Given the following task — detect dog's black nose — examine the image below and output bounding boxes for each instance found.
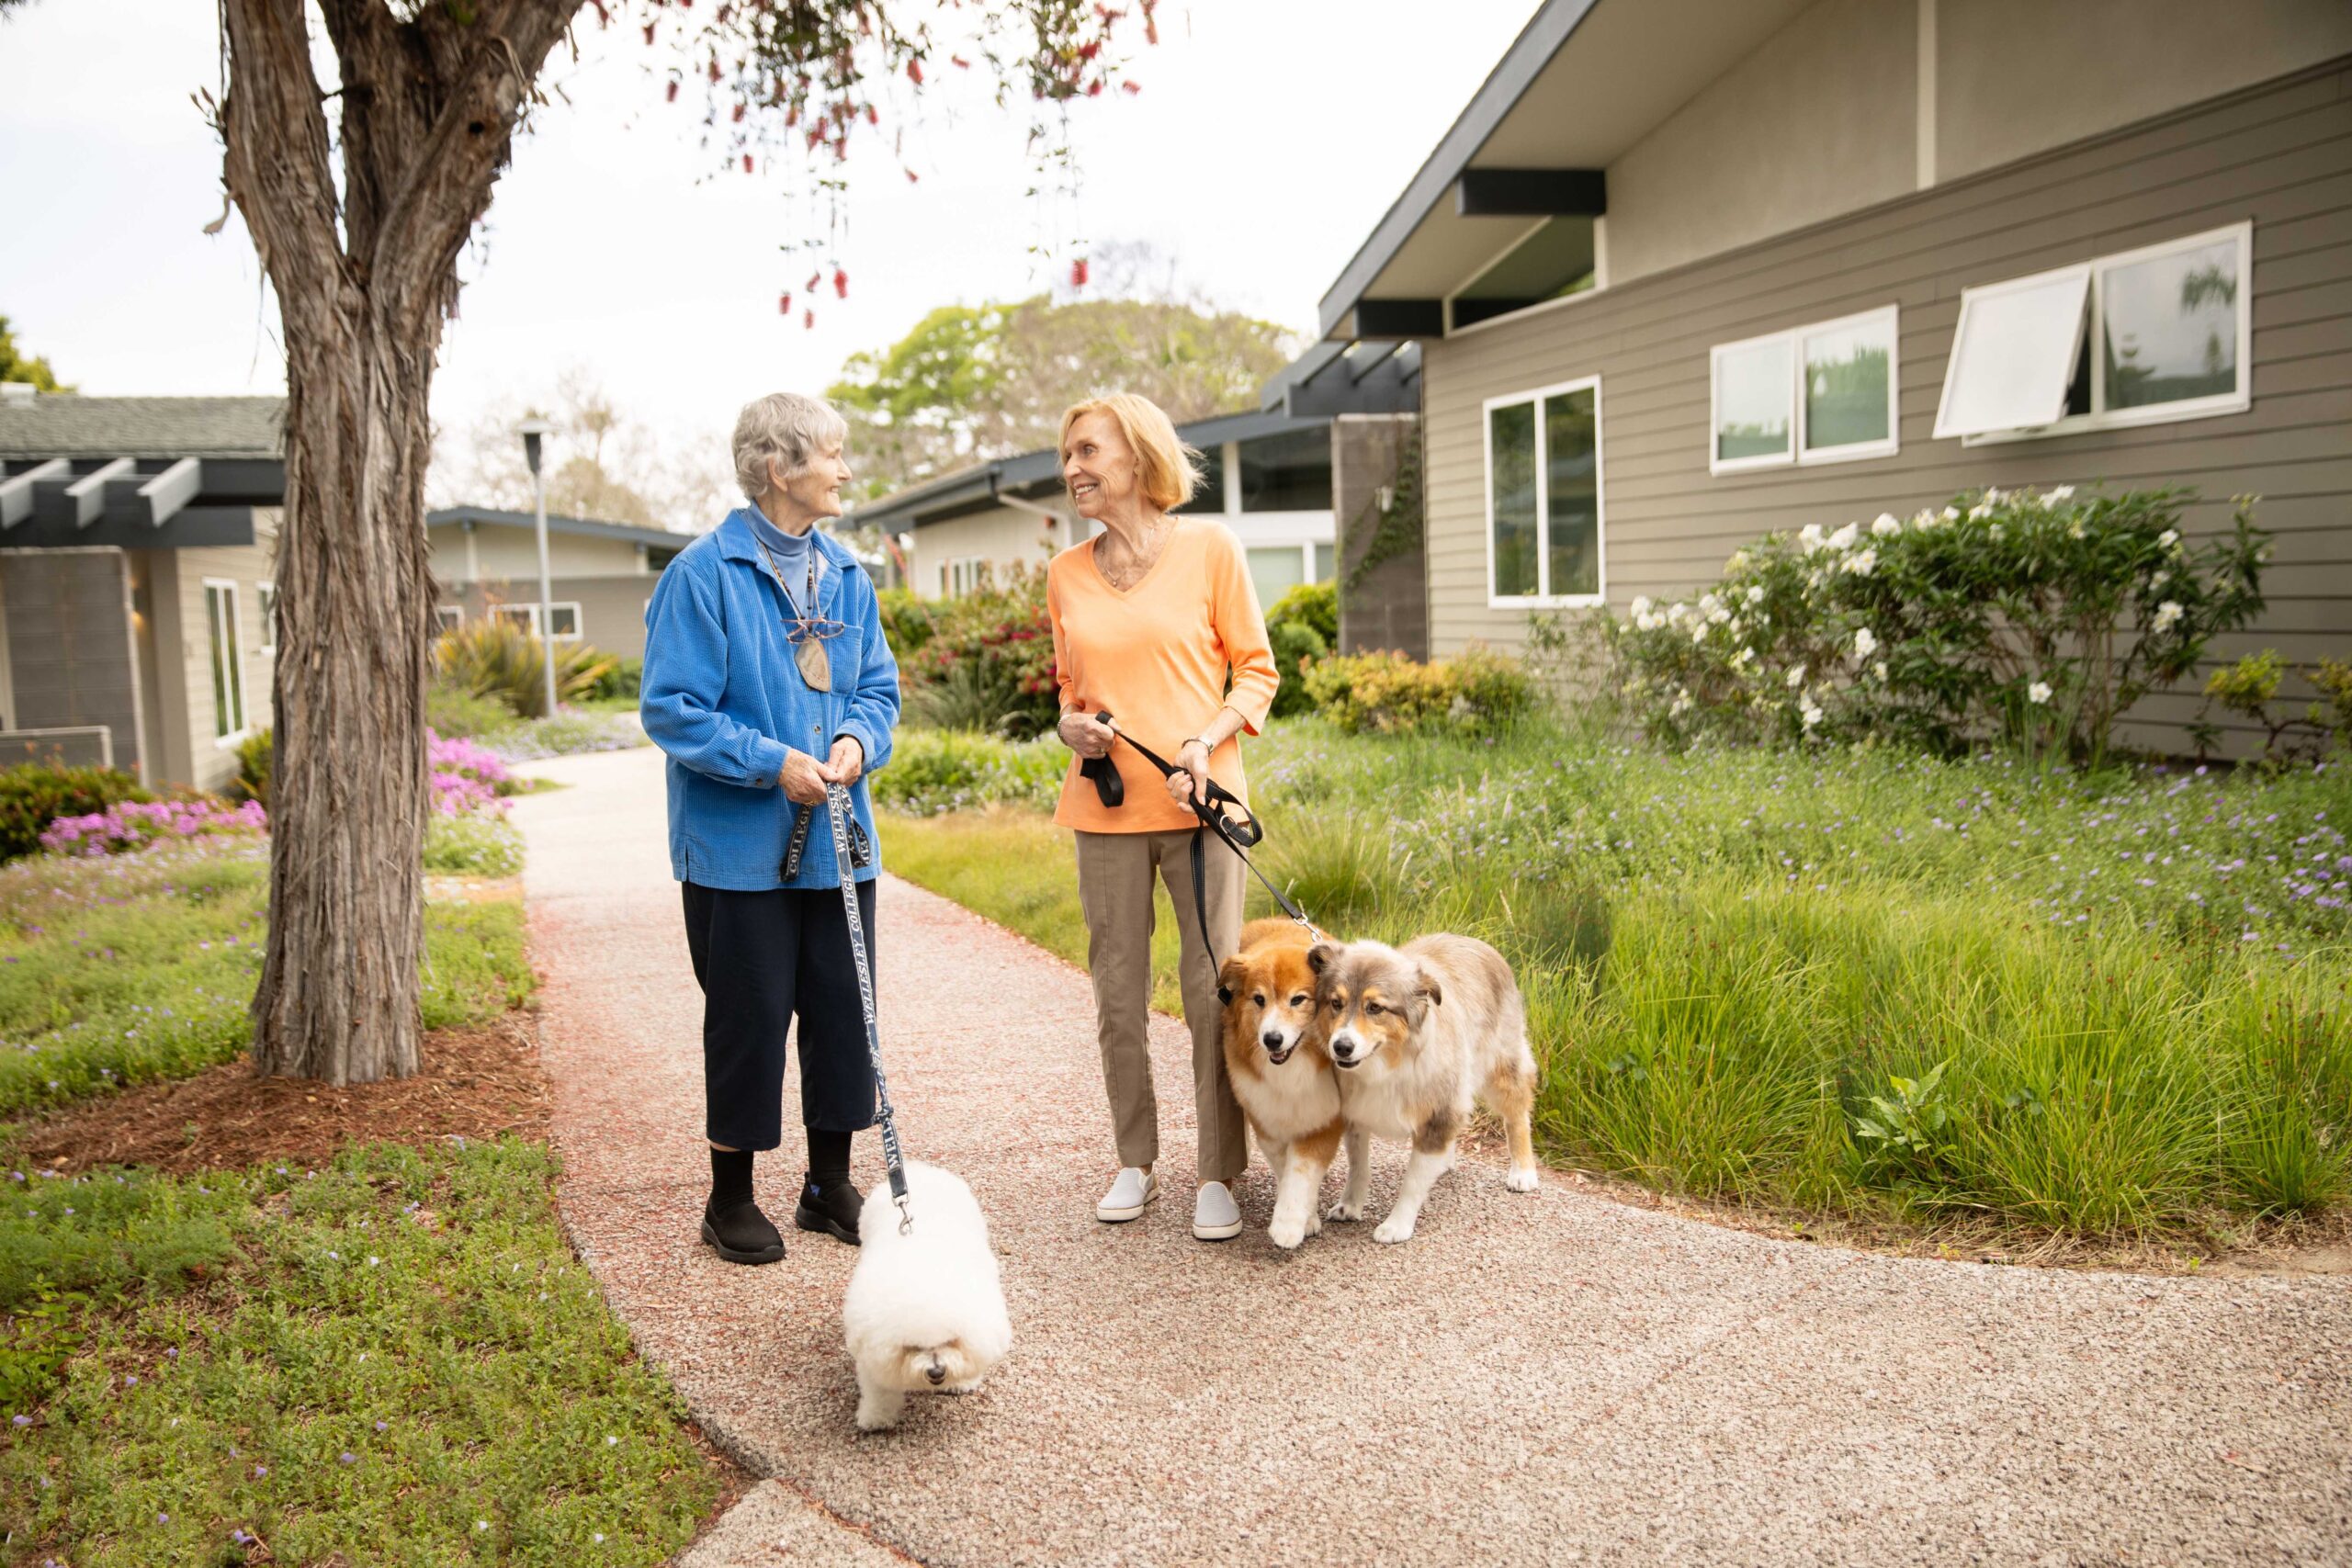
[925,1366,947,1385]
[1261,1031,1284,1049]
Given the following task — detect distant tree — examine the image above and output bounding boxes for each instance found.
[0,314,70,391]
[831,282,1298,498]
[430,371,730,533]
[27,0,1146,1089]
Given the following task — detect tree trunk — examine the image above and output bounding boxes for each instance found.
[220,0,574,1084]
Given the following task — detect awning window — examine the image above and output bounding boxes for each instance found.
[1933,265,2091,439]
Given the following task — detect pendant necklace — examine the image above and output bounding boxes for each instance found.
[755,530,832,693]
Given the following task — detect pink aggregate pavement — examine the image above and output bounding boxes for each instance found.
[516,747,2352,1567]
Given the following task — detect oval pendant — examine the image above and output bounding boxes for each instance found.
[796,635,832,693]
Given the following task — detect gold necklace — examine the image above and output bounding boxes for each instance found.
[1101,515,1172,590]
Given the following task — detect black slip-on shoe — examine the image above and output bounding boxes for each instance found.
[700,1199,786,1265]
[794,1177,865,1246]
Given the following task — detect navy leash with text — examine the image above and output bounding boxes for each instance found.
[822,782,910,1235]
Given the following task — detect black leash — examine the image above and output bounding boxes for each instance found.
[1091,712,1323,948]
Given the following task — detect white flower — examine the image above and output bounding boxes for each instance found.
[1786,664,1806,689]
[1707,604,1732,625]
[1666,601,1690,625]
[2067,520,2086,540]
[1912,508,1939,529]
[2152,600,2183,633]
[1730,645,1757,671]
[2042,485,2075,504]
[2028,681,2052,705]
[1724,549,1751,573]
[1668,687,1694,718]
[1629,595,1652,619]
[1746,584,1765,604]
[1724,616,1743,638]
[1969,502,1994,521]
[1690,621,1709,644]
[1988,524,2004,540]
[1842,547,1877,577]
[2157,528,2180,550]
[1873,660,1889,682]
[1853,627,1878,659]
[1827,521,1860,552]
[1982,487,2005,505]
[1942,505,1960,521]
[1800,696,1825,729]
[1634,610,1662,632]
[1871,513,1901,537]
[1798,523,1826,553]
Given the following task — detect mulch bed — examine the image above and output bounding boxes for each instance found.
[9,1013,550,1177]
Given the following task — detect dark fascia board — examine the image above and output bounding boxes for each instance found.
[1351,299,1448,340]
[1268,343,1422,420]
[1315,0,1600,339]
[2,504,256,550]
[1454,167,1606,218]
[425,505,690,552]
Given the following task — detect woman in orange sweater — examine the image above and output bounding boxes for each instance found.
[1047,393,1280,1242]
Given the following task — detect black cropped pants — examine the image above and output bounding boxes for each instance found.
[682,879,878,1153]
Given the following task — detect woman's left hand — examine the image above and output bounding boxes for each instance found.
[1169,739,1211,807]
[821,735,864,788]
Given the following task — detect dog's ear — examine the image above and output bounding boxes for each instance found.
[1412,964,1443,1009]
[1306,942,1340,976]
[1216,954,1247,1007]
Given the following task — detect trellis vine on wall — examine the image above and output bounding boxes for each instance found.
[1344,429,1423,593]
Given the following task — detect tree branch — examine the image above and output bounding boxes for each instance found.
[220,0,345,308]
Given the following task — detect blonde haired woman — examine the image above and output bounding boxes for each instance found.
[1047,392,1279,1240]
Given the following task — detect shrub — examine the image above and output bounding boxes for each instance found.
[424,811,526,875]
[1302,648,1536,736]
[434,617,620,719]
[584,654,642,702]
[0,763,153,863]
[425,677,519,740]
[869,728,1066,815]
[899,566,1058,738]
[231,728,273,806]
[876,585,937,654]
[39,797,268,857]
[1264,581,1336,719]
[480,710,645,761]
[1604,485,2267,763]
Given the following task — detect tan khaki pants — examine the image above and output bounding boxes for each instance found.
[1073,827,1249,1185]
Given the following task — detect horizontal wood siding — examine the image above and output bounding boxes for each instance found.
[1420,63,2352,748]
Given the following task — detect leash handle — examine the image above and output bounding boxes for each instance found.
[824,782,910,1235]
[1106,726,1322,944]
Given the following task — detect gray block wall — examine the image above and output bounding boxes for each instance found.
[1332,414,1428,660]
[1,547,142,778]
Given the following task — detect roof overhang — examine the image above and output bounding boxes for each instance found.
[424,505,692,552]
[1259,341,1422,419]
[0,456,283,547]
[1317,0,1814,339]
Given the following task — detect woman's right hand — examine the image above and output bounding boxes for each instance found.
[780,749,830,804]
[1057,708,1116,760]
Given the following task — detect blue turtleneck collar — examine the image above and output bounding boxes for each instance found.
[747,502,822,593]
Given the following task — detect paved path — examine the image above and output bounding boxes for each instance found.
[515,748,2352,1567]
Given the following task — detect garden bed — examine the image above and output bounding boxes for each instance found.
[877,716,2352,1258]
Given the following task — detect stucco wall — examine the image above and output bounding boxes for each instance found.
[0,547,143,779]
[1604,0,1918,286]
[426,522,655,583]
[907,504,1063,600]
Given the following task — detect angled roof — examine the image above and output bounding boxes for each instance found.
[0,394,287,459]
[1316,0,1813,338]
[425,504,695,552]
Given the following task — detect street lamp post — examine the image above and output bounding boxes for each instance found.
[517,419,559,720]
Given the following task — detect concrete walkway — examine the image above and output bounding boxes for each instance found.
[515,747,2352,1567]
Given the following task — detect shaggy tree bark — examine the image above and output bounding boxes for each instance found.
[222,0,574,1083]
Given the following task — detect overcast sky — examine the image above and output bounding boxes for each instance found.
[0,0,1540,488]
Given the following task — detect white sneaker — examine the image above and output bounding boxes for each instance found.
[1192,1181,1243,1241]
[1095,1167,1158,1223]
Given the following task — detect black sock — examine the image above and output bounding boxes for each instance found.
[807,1128,852,1191]
[709,1147,754,1212]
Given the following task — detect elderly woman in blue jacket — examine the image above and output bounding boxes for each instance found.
[640,391,900,1267]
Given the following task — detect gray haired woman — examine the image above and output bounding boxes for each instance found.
[640,392,903,1266]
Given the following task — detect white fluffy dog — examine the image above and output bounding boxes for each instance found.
[842,1160,1012,1431]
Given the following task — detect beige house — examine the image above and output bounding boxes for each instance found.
[852,406,1412,615]
[1,392,286,793]
[424,505,688,661]
[1313,0,2352,745]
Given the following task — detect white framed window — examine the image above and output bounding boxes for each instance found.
[202,578,247,744]
[1711,306,1899,473]
[489,602,582,641]
[1937,221,2250,444]
[255,581,277,656]
[1484,377,1603,608]
[434,604,464,632]
[940,558,987,597]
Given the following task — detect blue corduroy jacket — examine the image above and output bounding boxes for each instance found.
[639,509,899,891]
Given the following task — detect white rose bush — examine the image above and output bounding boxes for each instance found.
[1605,486,2267,762]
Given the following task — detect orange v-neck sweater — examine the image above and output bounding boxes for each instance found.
[1046,517,1280,833]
